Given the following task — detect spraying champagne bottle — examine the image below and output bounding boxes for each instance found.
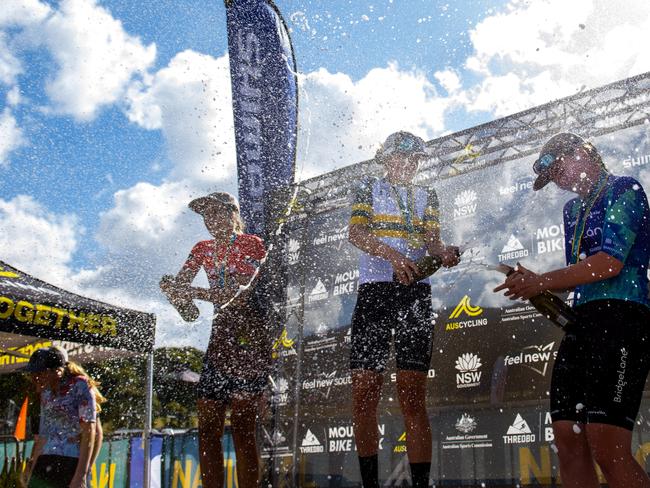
[492,264,578,330]
[393,247,462,283]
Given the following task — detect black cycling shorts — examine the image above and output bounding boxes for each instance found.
[29,455,78,488]
[349,282,434,373]
[551,299,650,430]
[197,362,267,403]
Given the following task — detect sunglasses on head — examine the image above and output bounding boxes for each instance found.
[533,153,557,175]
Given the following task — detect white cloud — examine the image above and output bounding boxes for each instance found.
[0,33,23,85]
[87,59,456,346]
[0,0,51,27]
[97,180,205,254]
[296,62,450,179]
[6,86,21,106]
[434,69,461,94]
[0,108,26,166]
[94,179,218,347]
[125,50,236,184]
[0,192,206,348]
[460,0,650,116]
[14,0,156,121]
[0,195,79,281]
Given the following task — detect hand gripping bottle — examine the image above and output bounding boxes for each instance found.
[493,264,578,331]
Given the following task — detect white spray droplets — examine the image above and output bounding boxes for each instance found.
[572,423,582,434]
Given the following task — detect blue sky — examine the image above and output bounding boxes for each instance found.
[1,0,649,345]
[1,0,506,266]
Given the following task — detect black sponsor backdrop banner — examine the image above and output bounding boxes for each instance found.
[269,126,650,486]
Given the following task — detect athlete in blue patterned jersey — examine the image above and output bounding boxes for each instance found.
[495,132,650,488]
[563,174,650,307]
[348,131,460,488]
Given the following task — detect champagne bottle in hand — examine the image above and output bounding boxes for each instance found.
[492,264,578,330]
[160,274,200,322]
[393,247,462,283]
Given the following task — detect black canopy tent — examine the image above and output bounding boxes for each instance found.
[0,261,154,351]
[0,260,156,487]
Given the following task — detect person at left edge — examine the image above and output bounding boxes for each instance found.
[23,347,96,488]
[348,131,460,488]
[160,192,270,488]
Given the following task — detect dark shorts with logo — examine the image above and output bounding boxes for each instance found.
[197,362,268,403]
[551,299,650,430]
[349,282,434,372]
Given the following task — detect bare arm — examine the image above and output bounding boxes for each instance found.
[70,421,95,488]
[89,418,103,470]
[494,251,624,300]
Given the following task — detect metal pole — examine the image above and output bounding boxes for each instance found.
[143,352,154,488]
[290,216,309,487]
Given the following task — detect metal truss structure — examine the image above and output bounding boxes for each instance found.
[293,70,650,215]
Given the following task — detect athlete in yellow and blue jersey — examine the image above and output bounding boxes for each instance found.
[348,131,460,488]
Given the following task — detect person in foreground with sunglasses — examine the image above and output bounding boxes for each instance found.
[495,132,650,488]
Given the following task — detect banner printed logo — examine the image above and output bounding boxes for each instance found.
[449,295,483,319]
[503,413,535,444]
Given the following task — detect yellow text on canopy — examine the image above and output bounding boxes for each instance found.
[0,296,118,337]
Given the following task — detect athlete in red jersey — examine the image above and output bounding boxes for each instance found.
[160,192,271,488]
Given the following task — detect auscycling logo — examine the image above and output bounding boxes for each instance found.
[394,432,407,453]
[446,295,487,331]
[449,296,482,319]
[272,328,296,359]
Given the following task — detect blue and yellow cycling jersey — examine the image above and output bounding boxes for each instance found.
[563,174,650,308]
[350,176,439,284]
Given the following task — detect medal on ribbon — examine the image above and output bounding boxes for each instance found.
[390,185,424,249]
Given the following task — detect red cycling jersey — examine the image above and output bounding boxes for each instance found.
[182,234,266,289]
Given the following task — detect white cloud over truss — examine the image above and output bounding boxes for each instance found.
[457,0,650,116]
